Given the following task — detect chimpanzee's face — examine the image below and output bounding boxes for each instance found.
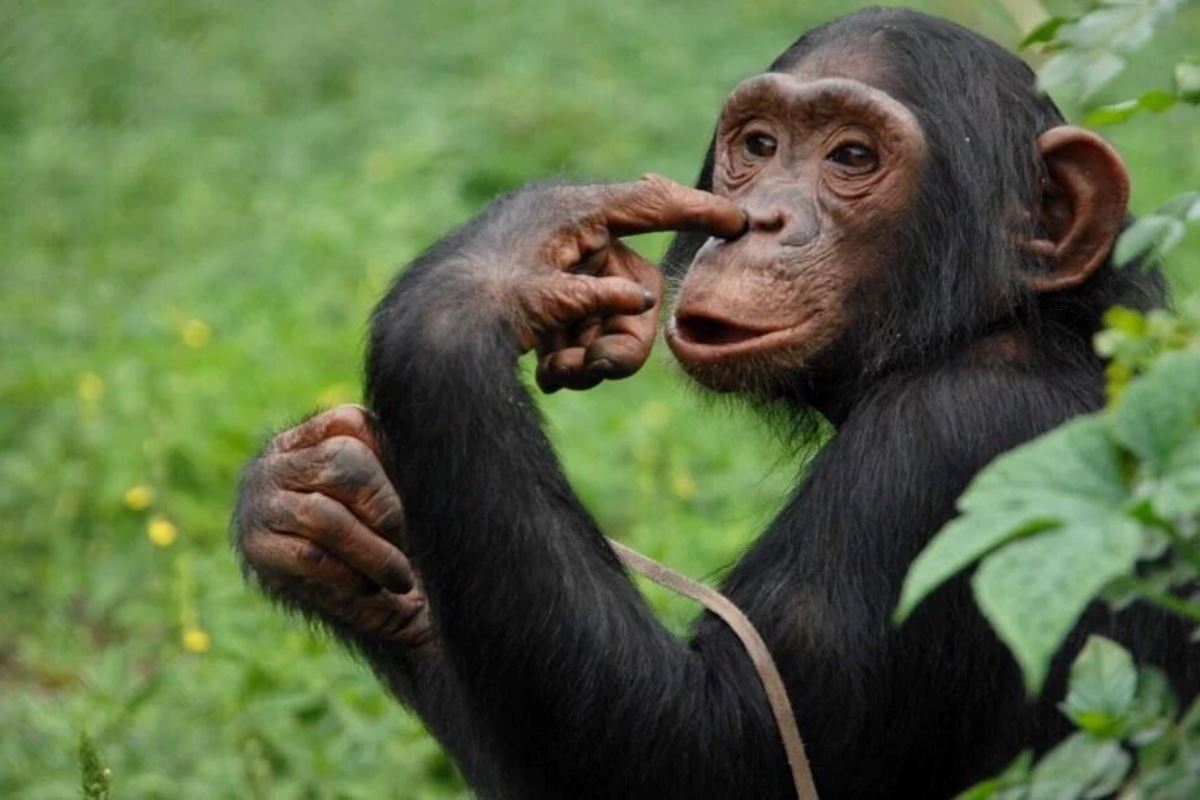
[666,60,927,394]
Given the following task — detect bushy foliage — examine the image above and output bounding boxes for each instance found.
[897,6,1200,795]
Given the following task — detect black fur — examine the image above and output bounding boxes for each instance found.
[351,8,1194,799]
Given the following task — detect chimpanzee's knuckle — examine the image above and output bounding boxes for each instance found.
[297,491,337,527]
[317,435,373,489]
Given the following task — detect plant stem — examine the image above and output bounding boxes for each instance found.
[1126,577,1200,624]
[1159,518,1200,573]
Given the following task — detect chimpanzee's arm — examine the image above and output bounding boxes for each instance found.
[364,180,802,798]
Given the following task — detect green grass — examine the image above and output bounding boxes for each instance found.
[2,1,1197,797]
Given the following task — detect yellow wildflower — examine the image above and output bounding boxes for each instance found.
[123,485,153,511]
[317,383,354,407]
[147,515,177,547]
[180,318,212,349]
[671,473,697,500]
[182,627,211,654]
[640,401,671,428]
[77,372,105,402]
[364,149,397,182]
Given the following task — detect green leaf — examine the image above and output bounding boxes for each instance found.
[1176,60,1200,104]
[1060,636,1138,737]
[1103,305,1147,338]
[1111,350,1200,516]
[78,731,113,800]
[1138,89,1178,113]
[1126,666,1177,746]
[896,416,1121,623]
[1020,17,1069,49]
[957,751,1033,800]
[1114,215,1186,266]
[974,518,1141,694]
[1059,6,1155,51]
[1027,733,1130,800]
[1084,99,1140,126]
[1160,191,1200,221]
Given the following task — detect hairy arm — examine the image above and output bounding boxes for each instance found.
[364,179,799,798]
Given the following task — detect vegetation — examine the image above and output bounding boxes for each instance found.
[2,1,1197,797]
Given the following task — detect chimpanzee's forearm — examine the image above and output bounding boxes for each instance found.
[363,215,789,797]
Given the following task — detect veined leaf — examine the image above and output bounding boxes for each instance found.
[896,416,1125,623]
[1027,732,1131,800]
[974,518,1141,694]
[1111,350,1200,517]
[1060,636,1138,737]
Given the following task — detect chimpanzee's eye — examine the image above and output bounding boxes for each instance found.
[744,132,778,159]
[827,143,878,174]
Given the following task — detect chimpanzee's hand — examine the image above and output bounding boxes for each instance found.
[233,406,433,649]
[490,175,745,392]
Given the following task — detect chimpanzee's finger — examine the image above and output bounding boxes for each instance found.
[271,490,414,594]
[267,435,406,544]
[536,347,604,393]
[597,174,747,239]
[243,528,375,595]
[243,531,428,641]
[273,405,383,458]
[522,274,653,333]
[582,242,663,379]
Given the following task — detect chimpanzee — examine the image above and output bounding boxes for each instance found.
[233,7,1199,799]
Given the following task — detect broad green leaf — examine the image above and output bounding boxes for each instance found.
[1114,214,1186,265]
[957,751,1033,800]
[1084,99,1140,126]
[1103,305,1147,337]
[1111,350,1200,516]
[974,520,1141,693]
[1060,636,1137,737]
[1020,17,1069,49]
[1112,349,1200,468]
[896,416,1124,623]
[1138,89,1178,113]
[1160,191,1200,221]
[1080,52,1126,100]
[1176,60,1200,104]
[1059,7,1155,51]
[1027,732,1131,800]
[1127,666,1177,746]
[1154,434,1200,517]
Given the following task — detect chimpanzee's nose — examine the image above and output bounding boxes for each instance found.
[740,189,818,247]
[747,207,786,233]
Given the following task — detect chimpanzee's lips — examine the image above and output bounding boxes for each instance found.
[667,309,798,365]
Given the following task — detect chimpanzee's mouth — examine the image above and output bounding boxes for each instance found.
[673,312,769,347]
[667,310,799,366]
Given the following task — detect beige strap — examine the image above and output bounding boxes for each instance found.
[608,538,819,800]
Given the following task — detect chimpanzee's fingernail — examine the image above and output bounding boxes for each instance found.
[642,289,656,310]
[588,358,614,375]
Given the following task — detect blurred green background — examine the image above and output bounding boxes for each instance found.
[2,1,1197,797]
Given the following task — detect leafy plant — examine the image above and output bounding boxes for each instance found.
[78,732,113,800]
[1020,0,1200,266]
[897,301,1200,798]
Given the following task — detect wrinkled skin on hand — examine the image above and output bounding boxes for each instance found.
[234,405,433,649]
[475,175,746,392]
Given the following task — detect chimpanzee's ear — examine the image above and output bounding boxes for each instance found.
[1025,126,1130,293]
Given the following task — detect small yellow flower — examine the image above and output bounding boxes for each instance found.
[317,383,354,407]
[640,401,671,428]
[671,473,697,500]
[123,485,154,511]
[180,318,212,349]
[77,372,105,402]
[147,515,177,547]
[182,627,211,654]
[364,150,397,182]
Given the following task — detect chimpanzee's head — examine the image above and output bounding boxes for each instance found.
[663,8,1164,408]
